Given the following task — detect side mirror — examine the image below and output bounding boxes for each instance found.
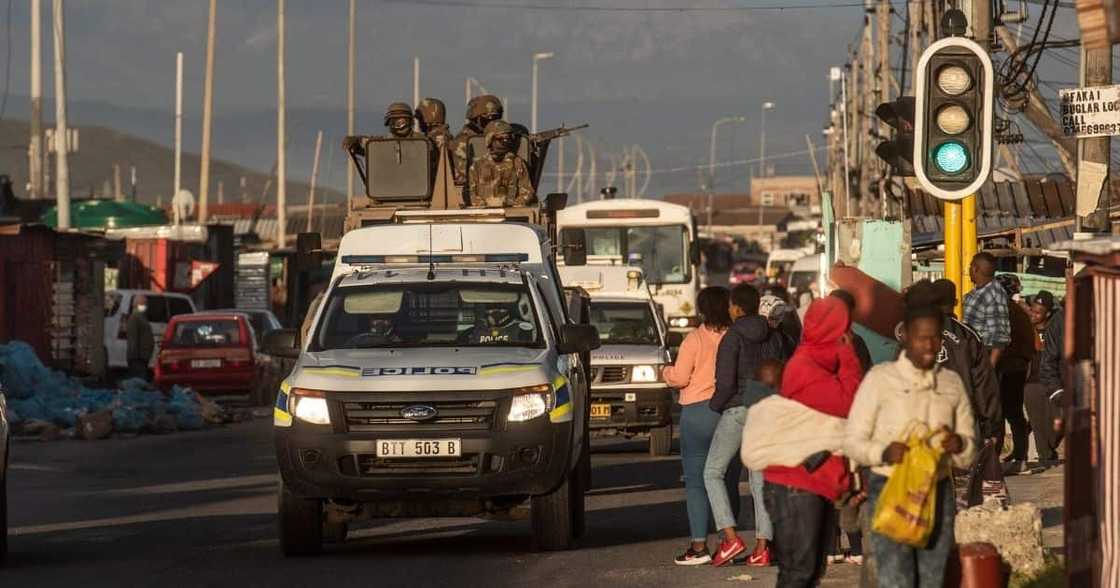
[665,331,685,349]
[689,241,702,266]
[561,228,587,267]
[558,324,600,354]
[545,192,569,212]
[263,328,301,359]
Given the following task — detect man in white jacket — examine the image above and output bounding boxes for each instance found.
[845,305,977,588]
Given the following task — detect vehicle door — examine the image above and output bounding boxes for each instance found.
[104,291,128,368]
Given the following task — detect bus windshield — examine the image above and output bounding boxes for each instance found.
[568,225,690,285]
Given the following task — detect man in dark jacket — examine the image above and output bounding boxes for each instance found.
[909,280,1004,506]
[126,295,155,381]
[1024,292,1064,466]
[704,284,794,566]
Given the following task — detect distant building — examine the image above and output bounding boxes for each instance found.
[750,176,820,212]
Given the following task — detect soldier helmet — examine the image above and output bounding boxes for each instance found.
[467,94,504,121]
[484,120,515,146]
[415,98,447,127]
[383,102,414,126]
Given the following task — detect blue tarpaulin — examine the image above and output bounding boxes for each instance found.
[0,341,213,434]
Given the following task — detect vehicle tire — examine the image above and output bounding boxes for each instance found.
[531,475,575,551]
[278,483,323,556]
[649,424,673,457]
[322,520,348,544]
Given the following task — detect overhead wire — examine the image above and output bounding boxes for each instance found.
[382,0,869,11]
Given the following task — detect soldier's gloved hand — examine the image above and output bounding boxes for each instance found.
[342,136,364,153]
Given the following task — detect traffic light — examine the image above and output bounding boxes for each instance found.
[874,97,916,176]
[913,37,994,200]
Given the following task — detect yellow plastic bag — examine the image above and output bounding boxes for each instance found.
[871,429,945,548]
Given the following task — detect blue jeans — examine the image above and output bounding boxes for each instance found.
[680,402,740,542]
[704,406,756,533]
[867,474,956,588]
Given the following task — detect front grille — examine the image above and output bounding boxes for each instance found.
[342,399,498,432]
[339,454,481,476]
[592,366,630,384]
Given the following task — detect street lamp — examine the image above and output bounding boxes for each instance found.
[759,101,775,178]
[531,52,554,134]
[707,115,746,230]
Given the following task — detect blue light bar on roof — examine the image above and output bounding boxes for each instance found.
[341,253,529,265]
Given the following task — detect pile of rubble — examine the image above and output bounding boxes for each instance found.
[955,501,1047,578]
[0,341,244,440]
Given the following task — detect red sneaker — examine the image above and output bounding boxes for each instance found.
[711,535,746,567]
[746,547,772,567]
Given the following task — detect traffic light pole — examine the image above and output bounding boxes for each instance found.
[945,200,963,317]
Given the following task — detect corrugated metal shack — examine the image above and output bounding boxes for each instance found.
[0,224,123,377]
[109,224,235,311]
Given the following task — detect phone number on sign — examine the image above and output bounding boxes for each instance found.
[1063,121,1120,136]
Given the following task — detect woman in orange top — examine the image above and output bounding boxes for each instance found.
[662,286,737,565]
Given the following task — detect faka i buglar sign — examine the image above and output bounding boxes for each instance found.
[1059,85,1120,138]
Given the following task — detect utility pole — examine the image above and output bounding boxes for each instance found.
[306,130,323,232]
[841,64,852,218]
[276,0,287,248]
[199,0,217,224]
[113,163,122,202]
[174,52,183,198]
[908,0,922,94]
[217,180,224,205]
[412,57,420,131]
[877,0,891,218]
[557,138,564,193]
[29,0,43,199]
[346,0,355,210]
[1079,43,1113,232]
[860,6,874,217]
[52,0,70,228]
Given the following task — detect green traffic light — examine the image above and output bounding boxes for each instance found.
[933,141,969,175]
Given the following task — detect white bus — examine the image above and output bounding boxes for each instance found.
[557,199,701,333]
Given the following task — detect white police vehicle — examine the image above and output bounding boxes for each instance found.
[559,266,676,456]
[265,222,598,555]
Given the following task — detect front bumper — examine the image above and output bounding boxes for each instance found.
[275,390,573,501]
[589,386,672,430]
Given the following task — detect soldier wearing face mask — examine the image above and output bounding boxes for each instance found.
[384,102,415,138]
[451,94,504,187]
[467,120,534,207]
[415,98,452,149]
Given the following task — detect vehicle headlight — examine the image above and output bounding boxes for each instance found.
[291,390,331,425]
[668,317,697,329]
[507,384,554,422]
[631,365,659,383]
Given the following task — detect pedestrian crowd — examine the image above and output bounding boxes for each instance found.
[662,251,1066,587]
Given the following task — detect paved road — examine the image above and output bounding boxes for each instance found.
[4,419,1059,588]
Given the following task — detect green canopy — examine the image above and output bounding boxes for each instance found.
[40,200,168,230]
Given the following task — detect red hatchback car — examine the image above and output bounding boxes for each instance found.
[155,312,260,398]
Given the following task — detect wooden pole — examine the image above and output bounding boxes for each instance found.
[113,163,122,202]
[346,0,356,210]
[860,5,874,217]
[199,0,217,223]
[174,51,183,198]
[52,0,70,228]
[1079,42,1112,232]
[306,130,323,232]
[29,0,43,199]
[877,0,891,218]
[277,0,287,248]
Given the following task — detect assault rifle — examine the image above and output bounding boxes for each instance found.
[528,123,590,143]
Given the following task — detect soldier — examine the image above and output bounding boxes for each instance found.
[468,120,534,208]
[451,94,504,185]
[384,101,415,138]
[415,98,452,149]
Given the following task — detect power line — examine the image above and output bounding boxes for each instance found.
[382,0,868,11]
[541,146,828,178]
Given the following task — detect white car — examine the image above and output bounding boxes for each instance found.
[104,290,197,370]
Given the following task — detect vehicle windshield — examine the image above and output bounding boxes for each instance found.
[589,301,660,346]
[568,225,690,284]
[168,319,242,347]
[313,282,543,350]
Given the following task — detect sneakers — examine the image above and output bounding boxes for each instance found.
[674,546,712,566]
[844,554,864,566]
[1003,460,1027,476]
[711,535,747,567]
[827,554,845,565]
[746,547,772,567]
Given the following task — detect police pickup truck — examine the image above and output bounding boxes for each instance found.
[559,266,676,455]
[264,222,598,555]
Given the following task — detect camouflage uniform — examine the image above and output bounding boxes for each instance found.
[451,95,504,186]
[415,98,452,149]
[468,120,534,207]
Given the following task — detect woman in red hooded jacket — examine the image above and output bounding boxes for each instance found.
[762,297,864,588]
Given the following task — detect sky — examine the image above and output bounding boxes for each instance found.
[0,0,1087,197]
